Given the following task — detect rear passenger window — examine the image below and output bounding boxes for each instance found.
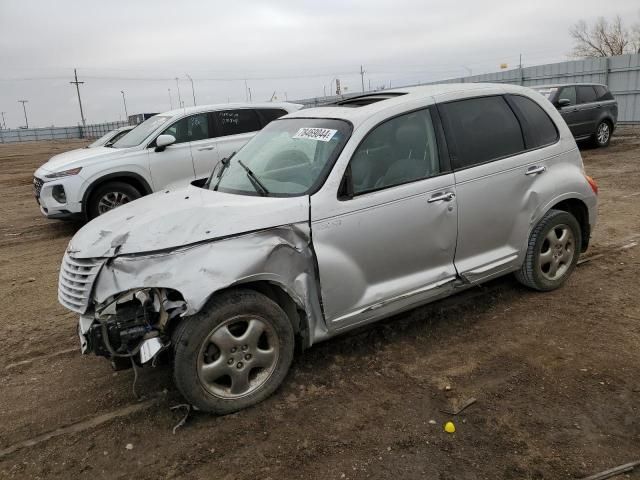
[438,96,524,169]
[506,95,558,149]
[577,86,597,104]
[257,109,288,126]
[594,85,614,101]
[214,109,261,136]
[350,109,440,194]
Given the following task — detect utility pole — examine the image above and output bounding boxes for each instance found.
[70,69,86,127]
[185,74,196,106]
[175,78,183,108]
[18,100,29,128]
[168,88,173,109]
[360,65,365,92]
[1,112,6,130]
[244,79,249,101]
[120,90,128,120]
[519,53,523,85]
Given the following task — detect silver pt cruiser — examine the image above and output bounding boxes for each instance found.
[60,83,598,414]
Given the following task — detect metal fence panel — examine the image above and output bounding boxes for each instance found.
[295,53,640,124]
[0,121,128,144]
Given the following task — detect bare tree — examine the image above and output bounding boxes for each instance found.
[570,15,639,57]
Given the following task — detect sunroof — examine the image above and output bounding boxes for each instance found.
[331,92,407,107]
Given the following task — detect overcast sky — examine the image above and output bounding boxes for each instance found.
[0,0,638,128]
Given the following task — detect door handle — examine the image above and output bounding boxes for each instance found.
[525,165,546,176]
[428,192,456,203]
[197,146,216,151]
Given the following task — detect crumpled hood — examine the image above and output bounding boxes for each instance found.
[68,185,310,258]
[38,146,130,173]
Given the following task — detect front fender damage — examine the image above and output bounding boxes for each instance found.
[92,224,327,348]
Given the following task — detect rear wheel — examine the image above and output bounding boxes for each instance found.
[593,120,611,147]
[515,209,582,291]
[172,289,294,414]
[88,181,141,219]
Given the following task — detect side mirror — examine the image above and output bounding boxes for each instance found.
[155,134,176,152]
[556,98,571,108]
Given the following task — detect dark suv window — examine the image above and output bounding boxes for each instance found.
[439,96,524,169]
[558,86,576,106]
[257,108,289,126]
[594,85,614,101]
[507,95,558,149]
[577,85,598,104]
[214,109,261,136]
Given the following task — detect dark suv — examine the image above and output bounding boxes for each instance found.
[532,83,617,147]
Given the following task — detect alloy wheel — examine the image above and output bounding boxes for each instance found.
[538,224,575,281]
[597,122,610,145]
[97,191,131,214]
[197,315,279,399]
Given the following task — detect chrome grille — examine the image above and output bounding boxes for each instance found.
[58,253,104,313]
[33,177,44,198]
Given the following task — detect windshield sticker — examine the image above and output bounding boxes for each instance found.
[293,128,337,142]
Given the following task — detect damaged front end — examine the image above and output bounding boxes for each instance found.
[78,288,186,368]
[62,221,326,371]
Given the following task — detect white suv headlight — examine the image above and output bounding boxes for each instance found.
[45,167,82,179]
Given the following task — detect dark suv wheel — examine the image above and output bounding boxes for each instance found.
[593,120,612,147]
[88,181,141,219]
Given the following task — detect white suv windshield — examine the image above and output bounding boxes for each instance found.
[212,118,351,196]
[112,115,171,148]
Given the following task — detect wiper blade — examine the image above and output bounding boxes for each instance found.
[238,159,269,196]
[211,152,235,190]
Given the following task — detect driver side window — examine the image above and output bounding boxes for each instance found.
[161,113,209,145]
[558,86,576,106]
[350,109,440,195]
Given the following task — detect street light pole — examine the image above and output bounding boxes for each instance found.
[18,100,29,128]
[175,78,183,108]
[185,74,196,106]
[120,90,128,120]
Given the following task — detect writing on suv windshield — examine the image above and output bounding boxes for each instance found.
[213,118,351,196]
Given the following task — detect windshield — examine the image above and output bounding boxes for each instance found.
[212,118,352,196]
[112,115,171,148]
[88,129,119,148]
[533,87,558,100]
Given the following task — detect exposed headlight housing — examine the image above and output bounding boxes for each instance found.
[45,167,82,179]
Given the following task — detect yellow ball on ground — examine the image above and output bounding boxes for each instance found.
[444,421,456,433]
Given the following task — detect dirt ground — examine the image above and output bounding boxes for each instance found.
[0,131,638,480]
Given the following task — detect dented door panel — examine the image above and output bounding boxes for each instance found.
[311,174,458,329]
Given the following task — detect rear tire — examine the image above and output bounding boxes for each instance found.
[515,209,582,291]
[88,181,141,219]
[172,289,294,414]
[593,120,611,148]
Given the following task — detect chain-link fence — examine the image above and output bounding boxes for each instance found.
[0,121,128,144]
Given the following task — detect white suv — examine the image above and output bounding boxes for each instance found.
[33,102,302,219]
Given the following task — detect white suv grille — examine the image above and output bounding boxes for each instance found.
[58,253,104,313]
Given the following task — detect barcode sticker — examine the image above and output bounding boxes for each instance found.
[293,128,337,142]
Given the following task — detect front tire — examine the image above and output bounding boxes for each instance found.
[88,181,141,219]
[172,290,294,414]
[593,120,611,147]
[515,209,582,291]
